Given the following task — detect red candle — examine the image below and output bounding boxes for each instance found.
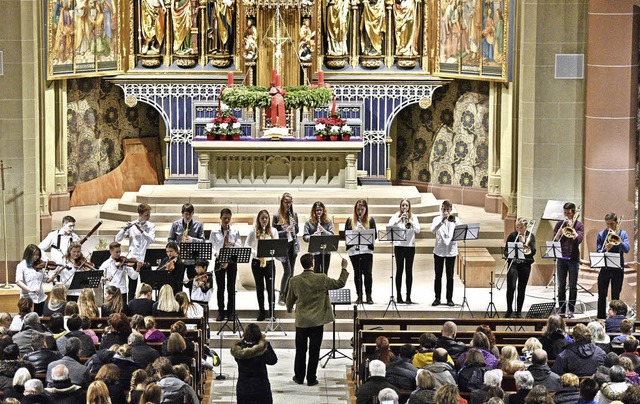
[227,72,234,85]
[271,69,277,84]
[275,73,281,87]
[318,70,324,84]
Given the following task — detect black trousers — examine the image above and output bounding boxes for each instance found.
[215,262,237,315]
[395,246,415,299]
[557,259,579,313]
[433,254,455,301]
[313,254,331,275]
[506,262,531,313]
[294,325,324,383]
[597,268,624,319]
[251,259,274,314]
[349,253,373,298]
[279,240,298,298]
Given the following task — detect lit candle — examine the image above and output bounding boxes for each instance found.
[318,70,324,84]
[275,73,281,87]
[227,72,234,86]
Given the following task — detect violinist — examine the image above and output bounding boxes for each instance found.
[158,241,185,295]
[190,259,213,312]
[38,215,80,264]
[210,208,242,322]
[595,212,630,319]
[59,241,88,301]
[99,242,140,301]
[15,244,49,315]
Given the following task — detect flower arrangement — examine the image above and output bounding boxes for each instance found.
[204,107,243,140]
[314,110,352,141]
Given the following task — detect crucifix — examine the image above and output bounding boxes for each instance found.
[0,161,12,289]
[267,6,290,78]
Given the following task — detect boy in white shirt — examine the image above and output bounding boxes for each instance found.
[38,216,80,264]
[100,242,140,302]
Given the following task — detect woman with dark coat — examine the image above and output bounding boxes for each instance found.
[230,323,278,404]
[457,349,487,393]
[552,373,580,404]
[540,314,571,361]
[99,312,131,350]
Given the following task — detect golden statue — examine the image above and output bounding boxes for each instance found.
[325,0,349,56]
[360,0,385,56]
[393,0,419,56]
[243,18,258,61]
[210,0,234,54]
[299,18,316,62]
[172,0,192,55]
[140,0,165,54]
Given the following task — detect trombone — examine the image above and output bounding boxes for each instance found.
[553,205,582,241]
[606,215,624,247]
[497,219,536,290]
[521,219,536,256]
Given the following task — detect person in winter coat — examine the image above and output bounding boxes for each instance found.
[408,369,437,404]
[457,332,498,370]
[469,369,502,404]
[413,333,454,369]
[551,324,606,377]
[594,365,629,403]
[45,337,91,388]
[153,357,200,404]
[506,370,533,404]
[435,321,468,362]
[12,312,46,355]
[386,343,418,391]
[540,315,571,361]
[528,349,562,392]
[128,331,160,370]
[229,323,278,404]
[620,356,640,385]
[457,349,487,393]
[594,352,620,386]
[22,332,61,374]
[357,360,399,404]
[55,314,96,357]
[553,373,581,404]
[620,336,640,371]
[423,348,457,388]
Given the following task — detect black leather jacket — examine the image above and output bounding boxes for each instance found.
[22,349,62,374]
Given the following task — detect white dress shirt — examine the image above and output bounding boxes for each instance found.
[387,212,421,247]
[15,260,47,303]
[115,221,156,262]
[210,225,242,258]
[430,215,460,257]
[38,230,80,263]
[244,227,279,259]
[100,257,140,295]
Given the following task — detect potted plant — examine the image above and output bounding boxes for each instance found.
[314,122,327,141]
[341,124,353,141]
[204,107,242,140]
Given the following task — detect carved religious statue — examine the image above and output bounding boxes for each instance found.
[140,0,165,54]
[325,0,349,56]
[172,0,192,54]
[243,18,258,61]
[360,0,385,56]
[209,0,234,54]
[299,18,316,62]
[393,0,419,56]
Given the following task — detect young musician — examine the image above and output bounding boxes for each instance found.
[115,203,155,300]
[245,210,279,321]
[210,208,242,322]
[272,193,300,306]
[303,201,334,275]
[190,259,214,311]
[100,242,140,301]
[430,200,460,307]
[59,241,89,301]
[595,212,630,319]
[158,241,186,295]
[168,203,205,290]
[38,216,80,263]
[345,199,377,305]
[504,218,536,318]
[553,202,584,318]
[387,199,421,304]
[15,244,51,315]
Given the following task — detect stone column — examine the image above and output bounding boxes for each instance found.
[345,153,358,189]
[197,151,211,189]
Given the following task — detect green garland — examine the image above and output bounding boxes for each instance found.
[219,86,334,110]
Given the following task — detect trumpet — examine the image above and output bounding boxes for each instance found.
[401,209,412,229]
[606,216,624,246]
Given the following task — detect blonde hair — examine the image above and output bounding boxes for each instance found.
[0,312,11,328]
[78,288,99,318]
[157,285,180,313]
[399,199,413,220]
[277,192,294,225]
[523,337,542,353]
[144,316,157,329]
[137,283,153,298]
[49,284,67,305]
[104,286,124,314]
[129,369,148,392]
[86,380,111,404]
[560,373,579,387]
[500,345,519,362]
[166,333,187,354]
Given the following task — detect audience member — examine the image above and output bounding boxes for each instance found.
[612,319,634,345]
[161,321,195,357]
[46,337,91,388]
[620,336,640,370]
[605,300,628,333]
[457,349,487,393]
[0,313,12,336]
[356,360,399,404]
[12,313,45,355]
[508,370,534,404]
[111,344,141,390]
[622,385,640,404]
[130,314,146,334]
[457,332,498,369]
[94,363,125,403]
[152,284,182,317]
[144,316,166,343]
[126,283,155,316]
[423,347,457,388]
[128,331,160,369]
[43,364,86,403]
[528,349,561,392]
[21,379,50,404]
[2,367,31,400]
[470,368,503,404]
[77,288,99,318]
[553,373,580,404]
[521,338,543,367]
[85,344,118,374]
[23,332,61,374]
[166,333,192,368]
[153,357,200,403]
[524,384,553,403]
[540,315,571,361]
[99,312,132,350]
[56,314,95,357]
[620,356,640,385]
[386,343,418,391]
[10,297,33,332]
[79,316,98,344]
[128,369,149,404]
[175,291,204,319]
[578,377,599,404]
[594,365,629,403]
[587,320,611,353]
[407,369,437,404]
[140,383,162,404]
[434,383,468,404]
[476,325,500,358]
[378,387,399,404]
[594,352,620,386]
[85,380,110,404]
[47,313,67,339]
[436,321,468,361]
[413,333,438,368]
[0,354,35,390]
[101,286,128,317]
[551,324,606,376]
[42,285,67,317]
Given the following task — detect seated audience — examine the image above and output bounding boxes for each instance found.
[476,325,500,358]
[128,369,149,404]
[407,369,437,404]
[605,300,628,333]
[46,337,91,388]
[44,364,86,403]
[356,359,399,404]
[0,312,12,336]
[77,288,99,318]
[507,370,534,404]
[175,291,204,319]
[378,387,400,404]
[587,320,611,353]
[144,316,166,343]
[540,315,571,361]
[521,338,542,367]
[3,367,31,400]
[56,314,96,357]
[21,379,49,404]
[360,336,396,380]
[482,386,504,403]
[10,297,33,332]
[42,285,67,317]
[126,283,155,316]
[622,385,640,404]
[578,378,599,404]
[612,319,634,345]
[528,349,561,392]
[152,284,182,317]
[594,365,629,403]
[85,344,119,374]
[128,331,160,369]
[99,312,131,350]
[111,344,141,390]
[86,380,110,404]
[47,313,67,339]
[0,351,36,390]
[457,349,487,393]
[79,316,98,344]
[162,321,194,357]
[551,324,606,376]
[141,383,163,404]
[130,314,146,333]
[12,312,45,355]
[436,321,468,361]
[457,332,498,370]
[23,332,61,374]
[423,347,457,388]
[94,363,126,403]
[434,383,467,404]
[413,333,438,368]
[386,343,418,391]
[166,333,192,368]
[525,385,553,404]
[470,368,503,404]
[153,357,200,404]
[594,352,620,386]
[553,373,580,404]
[101,286,128,317]
[620,356,640,385]
[620,336,640,371]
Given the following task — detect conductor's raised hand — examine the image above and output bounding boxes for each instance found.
[341,258,348,269]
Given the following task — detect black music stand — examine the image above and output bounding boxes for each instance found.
[345,228,375,314]
[378,226,406,318]
[484,271,499,318]
[145,248,168,268]
[320,288,352,367]
[179,242,212,265]
[505,242,525,315]
[218,247,252,335]
[69,270,104,290]
[453,223,480,318]
[542,241,563,312]
[90,251,111,269]
[257,238,289,334]
[308,235,340,274]
[140,270,173,291]
[526,302,556,319]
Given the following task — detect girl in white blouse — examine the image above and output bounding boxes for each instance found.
[15,244,51,315]
[387,199,421,304]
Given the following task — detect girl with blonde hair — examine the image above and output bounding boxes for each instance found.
[86,380,111,404]
[43,284,68,316]
[78,288,99,317]
[345,199,377,304]
[152,284,181,316]
[272,192,300,305]
[388,198,421,304]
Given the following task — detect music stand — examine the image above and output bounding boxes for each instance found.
[257,238,289,334]
[308,235,340,273]
[90,251,111,269]
[453,223,480,318]
[505,242,525,315]
[542,241,563,312]
[320,288,352,367]
[140,270,173,291]
[590,252,622,271]
[218,247,252,335]
[179,242,212,265]
[69,270,104,290]
[144,248,167,268]
[378,226,407,318]
[526,302,556,319]
[345,229,376,315]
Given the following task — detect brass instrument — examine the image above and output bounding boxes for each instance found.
[182,221,190,242]
[447,214,456,222]
[522,219,536,256]
[554,205,582,241]
[220,226,231,269]
[401,208,412,229]
[606,215,624,246]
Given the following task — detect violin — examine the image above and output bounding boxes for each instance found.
[193,273,209,284]
[115,256,139,268]
[158,257,177,272]
[33,260,60,270]
[74,256,97,271]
